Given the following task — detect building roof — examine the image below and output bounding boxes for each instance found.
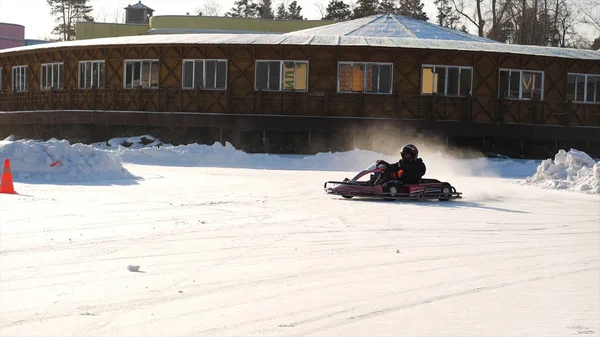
[1,15,599,61]
[285,14,498,44]
[125,1,153,11]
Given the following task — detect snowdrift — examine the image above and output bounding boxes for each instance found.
[97,135,539,179]
[0,134,543,184]
[0,138,136,183]
[92,135,168,149]
[522,149,600,194]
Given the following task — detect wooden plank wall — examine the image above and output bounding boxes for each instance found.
[0,44,598,127]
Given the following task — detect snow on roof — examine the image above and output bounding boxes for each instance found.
[285,14,498,44]
[1,15,599,61]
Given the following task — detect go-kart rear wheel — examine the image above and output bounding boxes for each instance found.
[383,182,401,201]
[439,184,452,201]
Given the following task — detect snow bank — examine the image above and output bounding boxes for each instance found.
[0,139,136,183]
[100,136,539,178]
[522,149,600,194]
[103,140,389,172]
[0,134,542,185]
[92,135,170,149]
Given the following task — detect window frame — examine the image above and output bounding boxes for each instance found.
[337,61,394,95]
[12,65,28,92]
[181,59,228,90]
[567,72,600,104]
[40,62,64,91]
[498,68,545,101]
[78,60,106,89]
[123,59,160,89]
[254,59,309,92]
[420,64,473,97]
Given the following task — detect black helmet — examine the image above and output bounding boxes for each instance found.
[401,144,418,161]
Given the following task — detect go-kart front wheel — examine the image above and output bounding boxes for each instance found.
[439,184,452,201]
[383,182,401,201]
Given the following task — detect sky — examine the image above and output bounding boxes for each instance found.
[0,0,596,40]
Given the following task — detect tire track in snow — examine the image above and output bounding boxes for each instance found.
[3,247,596,331]
[192,259,599,335]
[2,239,590,289]
[284,267,599,337]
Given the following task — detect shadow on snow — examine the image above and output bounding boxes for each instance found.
[337,197,530,214]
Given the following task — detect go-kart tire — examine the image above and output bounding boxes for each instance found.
[342,195,354,199]
[439,183,452,201]
[383,182,401,201]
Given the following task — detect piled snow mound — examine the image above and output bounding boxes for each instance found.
[103,137,538,178]
[0,139,136,182]
[106,141,390,171]
[92,135,169,149]
[522,149,600,194]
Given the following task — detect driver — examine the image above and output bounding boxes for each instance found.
[388,144,426,184]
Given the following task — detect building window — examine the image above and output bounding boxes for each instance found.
[421,65,472,96]
[338,62,392,94]
[567,73,600,104]
[40,62,64,90]
[79,61,105,89]
[124,60,159,89]
[499,69,544,101]
[12,65,27,92]
[182,59,227,90]
[255,60,308,91]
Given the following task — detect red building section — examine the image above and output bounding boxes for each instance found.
[0,22,25,50]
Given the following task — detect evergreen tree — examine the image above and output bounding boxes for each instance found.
[352,0,379,19]
[592,36,600,50]
[434,0,460,28]
[225,0,259,18]
[276,1,303,19]
[378,0,400,14]
[47,0,93,41]
[276,2,288,19]
[398,0,428,21]
[323,0,352,21]
[287,1,304,19]
[257,0,275,19]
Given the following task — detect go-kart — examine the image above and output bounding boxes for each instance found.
[324,160,462,201]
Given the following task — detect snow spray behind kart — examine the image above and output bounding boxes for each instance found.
[324,159,462,201]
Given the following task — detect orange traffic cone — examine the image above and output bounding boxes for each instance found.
[0,158,17,194]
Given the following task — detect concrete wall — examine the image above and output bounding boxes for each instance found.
[75,16,335,40]
[150,16,334,33]
[76,22,150,40]
[0,22,25,50]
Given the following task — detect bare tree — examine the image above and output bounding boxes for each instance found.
[554,0,580,46]
[578,0,600,32]
[94,6,123,23]
[196,0,223,16]
[315,1,326,18]
[451,0,485,36]
[486,0,513,41]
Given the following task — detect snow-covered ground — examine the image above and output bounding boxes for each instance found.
[1,137,599,337]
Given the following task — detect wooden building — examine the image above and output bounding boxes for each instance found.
[0,14,599,157]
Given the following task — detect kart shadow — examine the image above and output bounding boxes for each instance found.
[344,198,530,214]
